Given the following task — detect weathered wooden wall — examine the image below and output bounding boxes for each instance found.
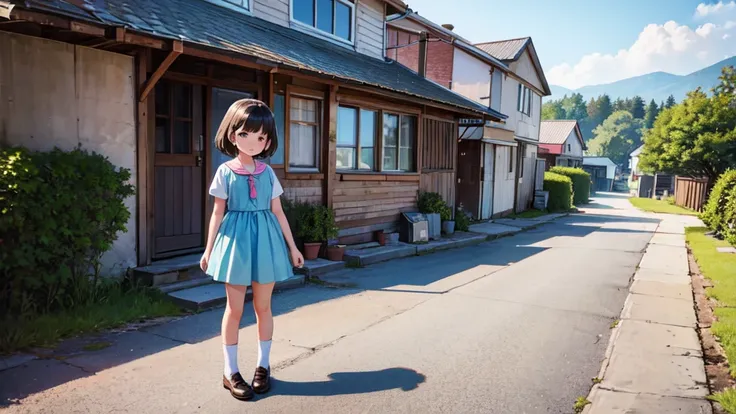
[420,117,457,210]
[0,31,136,276]
[674,176,708,212]
[516,157,536,211]
[334,179,419,243]
[493,146,516,217]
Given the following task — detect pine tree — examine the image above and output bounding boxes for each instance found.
[665,95,677,108]
[631,96,646,119]
[644,99,659,129]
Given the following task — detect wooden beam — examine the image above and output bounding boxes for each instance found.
[126,32,166,50]
[139,40,183,102]
[184,45,274,73]
[136,49,151,266]
[70,21,105,37]
[325,85,338,209]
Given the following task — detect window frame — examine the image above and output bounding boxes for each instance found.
[205,0,252,14]
[336,105,378,172]
[517,83,533,116]
[290,0,356,46]
[155,80,194,156]
[285,86,325,173]
[381,111,417,173]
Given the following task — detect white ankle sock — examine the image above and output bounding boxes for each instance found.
[257,340,272,369]
[223,344,239,377]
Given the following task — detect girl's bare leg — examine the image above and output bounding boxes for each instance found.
[222,283,247,376]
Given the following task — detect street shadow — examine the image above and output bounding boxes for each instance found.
[0,198,663,406]
[258,367,425,400]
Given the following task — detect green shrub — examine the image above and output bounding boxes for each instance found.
[418,191,452,221]
[549,166,591,205]
[284,199,338,243]
[454,205,471,232]
[0,146,135,316]
[701,169,736,245]
[544,172,573,212]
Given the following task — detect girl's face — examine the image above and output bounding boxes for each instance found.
[230,126,270,158]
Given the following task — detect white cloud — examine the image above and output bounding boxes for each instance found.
[696,1,736,17]
[548,5,736,89]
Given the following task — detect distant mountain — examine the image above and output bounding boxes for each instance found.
[546,56,736,103]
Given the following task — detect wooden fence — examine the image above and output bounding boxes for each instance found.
[674,176,709,212]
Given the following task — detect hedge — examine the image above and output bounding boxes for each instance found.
[549,166,591,205]
[701,169,736,245]
[543,172,573,212]
[0,146,134,316]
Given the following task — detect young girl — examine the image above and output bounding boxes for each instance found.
[200,99,304,401]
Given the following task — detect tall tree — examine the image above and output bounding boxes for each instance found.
[613,98,626,112]
[561,93,587,120]
[644,99,660,129]
[587,111,645,166]
[598,94,613,122]
[639,66,736,183]
[665,94,677,108]
[631,96,646,119]
[542,100,565,120]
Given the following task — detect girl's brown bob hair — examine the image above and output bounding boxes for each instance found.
[214,99,278,159]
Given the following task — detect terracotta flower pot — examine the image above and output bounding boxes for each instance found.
[376,231,386,246]
[303,242,321,260]
[326,245,345,262]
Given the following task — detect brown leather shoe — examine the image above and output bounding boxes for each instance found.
[223,372,254,401]
[252,366,271,394]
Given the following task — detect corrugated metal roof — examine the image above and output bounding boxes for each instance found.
[10,0,507,119]
[583,157,617,167]
[539,120,578,145]
[474,37,530,61]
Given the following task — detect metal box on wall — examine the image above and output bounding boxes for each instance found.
[399,212,429,244]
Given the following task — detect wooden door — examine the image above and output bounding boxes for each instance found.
[456,140,482,219]
[153,80,205,258]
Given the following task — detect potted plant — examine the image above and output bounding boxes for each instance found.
[326,241,346,261]
[375,229,386,246]
[296,203,339,260]
[418,191,452,240]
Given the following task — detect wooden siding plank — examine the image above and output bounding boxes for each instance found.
[336,206,416,223]
[173,167,183,235]
[333,196,417,209]
[182,167,192,234]
[334,185,419,197]
[164,167,174,236]
[155,168,165,237]
[192,167,202,233]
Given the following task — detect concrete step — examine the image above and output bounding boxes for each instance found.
[344,243,417,266]
[132,253,201,287]
[294,258,345,278]
[416,232,487,254]
[157,277,213,294]
[166,275,306,311]
[469,222,522,238]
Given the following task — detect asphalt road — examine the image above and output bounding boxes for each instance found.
[1,193,659,414]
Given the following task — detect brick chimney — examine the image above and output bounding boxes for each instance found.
[441,24,454,31]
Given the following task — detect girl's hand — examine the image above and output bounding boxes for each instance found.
[200,252,210,272]
[290,247,304,268]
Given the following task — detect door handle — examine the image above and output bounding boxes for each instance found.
[196,155,202,167]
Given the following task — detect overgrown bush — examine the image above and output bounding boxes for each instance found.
[543,172,573,212]
[282,199,338,243]
[0,146,134,316]
[549,166,591,205]
[454,205,471,232]
[701,169,736,245]
[418,191,452,221]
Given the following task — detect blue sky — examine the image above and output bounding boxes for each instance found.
[407,0,736,89]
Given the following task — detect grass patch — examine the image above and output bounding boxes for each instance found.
[508,209,548,219]
[610,320,619,329]
[629,197,698,216]
[687,227,736,379]
[0,285,182,355]
[573,396,591,413]
[710,388,736,413]
[592,377,602,384]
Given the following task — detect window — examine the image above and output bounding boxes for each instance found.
[382,113,416,171]
[490,69,503,112]
[292,0,354,42]
[517,84,533,116]
[289,96,321,169]
[567,143,571,153]
[508,147,514,173]
[155,81,192,154]
[337,106,376,170]
[206,0,250,13]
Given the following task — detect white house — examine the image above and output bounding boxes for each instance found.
[583,157,618,192]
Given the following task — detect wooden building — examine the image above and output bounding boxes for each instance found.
[0,0,506,273]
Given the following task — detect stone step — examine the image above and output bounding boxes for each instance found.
[294,258,345,278]
[132,253,201,287]
[166,275,306,311]
[157,277,214,294]
[344,243,417,266]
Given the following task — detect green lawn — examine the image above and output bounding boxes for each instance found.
[687,227,736,413]
[0,285,183,354]
[629,197,699,216]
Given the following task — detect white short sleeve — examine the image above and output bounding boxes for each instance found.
[269,166,284,199]
[209,165,229,200]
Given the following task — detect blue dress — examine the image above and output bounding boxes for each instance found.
[205,161,294,286]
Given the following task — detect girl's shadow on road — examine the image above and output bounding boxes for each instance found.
[258,367,425,399]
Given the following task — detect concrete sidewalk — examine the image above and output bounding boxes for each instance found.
[583,213,712,413]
